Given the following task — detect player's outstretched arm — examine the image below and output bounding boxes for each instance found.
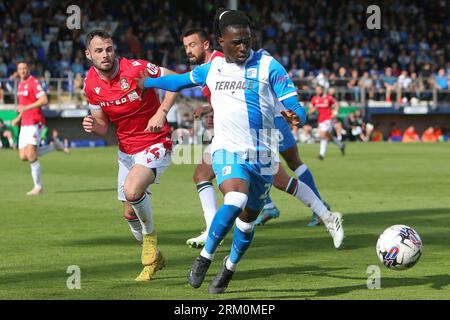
[280,96,307,127]
[139,72,196,92]
[145,68,180,133]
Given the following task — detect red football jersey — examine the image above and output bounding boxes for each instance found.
[84,57,172,154]
[201,50,224,102]
[17,75,46,126]
[311,95,336,123]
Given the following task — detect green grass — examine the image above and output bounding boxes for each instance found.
[0,142,449,300]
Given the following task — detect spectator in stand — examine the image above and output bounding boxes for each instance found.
[381,67,398,102]
[347,69,360,102]
[0,0,449,108]
[0,81,4,104]
[299,123,315,144]
[0,118,16,149]
[388,123,403,142]
[402,126,420,143]
[372,73,385,101]
[434,68,449,102]
[433,124,443,141]
[398,70,412,102]
[334,67,349,101]
[0,56,8,77]
[441,124,450,141]
[409,72,425,102]
[370,124,384,142]
[359,71,374,101]
[345,112,364,142]
[434,68,448,90]
[72,73,85,108]
[421,126,438,143]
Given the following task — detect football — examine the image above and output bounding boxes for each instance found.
[376,225,423,270]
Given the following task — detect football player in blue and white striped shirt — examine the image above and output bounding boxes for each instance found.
[138,9,344,294]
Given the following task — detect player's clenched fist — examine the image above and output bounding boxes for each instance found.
[82,115,96,133]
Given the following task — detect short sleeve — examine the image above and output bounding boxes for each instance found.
[268,58,297,102]
[33,80,45,99]
[83,79,101,110]
[189,62,211,87]
[329,96,337,106]
[133,59,162,78]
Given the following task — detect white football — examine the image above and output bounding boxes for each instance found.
[376,225,423,270]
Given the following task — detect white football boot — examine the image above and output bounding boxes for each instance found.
[186,231,208,248]
[324,212,344,249]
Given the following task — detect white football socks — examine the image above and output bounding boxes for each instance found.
[126,218,143,242]
[130,193,154,235]
[200,247,214,261]
[320,139,328,157]
[30,160,42,188]
[225,257,237,272]
[288,178,330,221]
[197,181,217,232]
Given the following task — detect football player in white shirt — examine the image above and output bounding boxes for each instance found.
[138,9,344,294]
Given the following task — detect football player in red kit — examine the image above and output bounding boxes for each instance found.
[11,61,68,196]
[82,30,177,282]
[309,85,345,160]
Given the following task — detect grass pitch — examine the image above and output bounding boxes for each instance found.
[0,142,449,300]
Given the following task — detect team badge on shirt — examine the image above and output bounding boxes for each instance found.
[246,68,257,78]
[120,78,130,91]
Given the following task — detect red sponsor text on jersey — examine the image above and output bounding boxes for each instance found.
[17,75,46,126]
[311,95,336,123]
[84,57,172,154]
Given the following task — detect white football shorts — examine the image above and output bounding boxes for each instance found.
[18,124,43,149]
[117,142,171,201]
[318,120,333,133]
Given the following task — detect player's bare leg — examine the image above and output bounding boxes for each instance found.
[188,152,217,248]
[20,145,43,196]
[124,165,165,281]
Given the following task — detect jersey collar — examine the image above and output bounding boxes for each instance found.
[244,49,254,65]
[222,50,254,67]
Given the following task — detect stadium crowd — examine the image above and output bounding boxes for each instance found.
[0,0,449,148]
[1,0,449,102]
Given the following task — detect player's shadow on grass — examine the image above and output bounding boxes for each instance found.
[54,188,117,194]
[345,207,450,227]
[236,264,350,281]
[228,273,450,299]
[254,207,450,252]
[60,236,139,246]
[258,208,450,232]
[0,256,194,286]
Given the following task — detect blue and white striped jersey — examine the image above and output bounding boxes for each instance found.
[189,49,297,161]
